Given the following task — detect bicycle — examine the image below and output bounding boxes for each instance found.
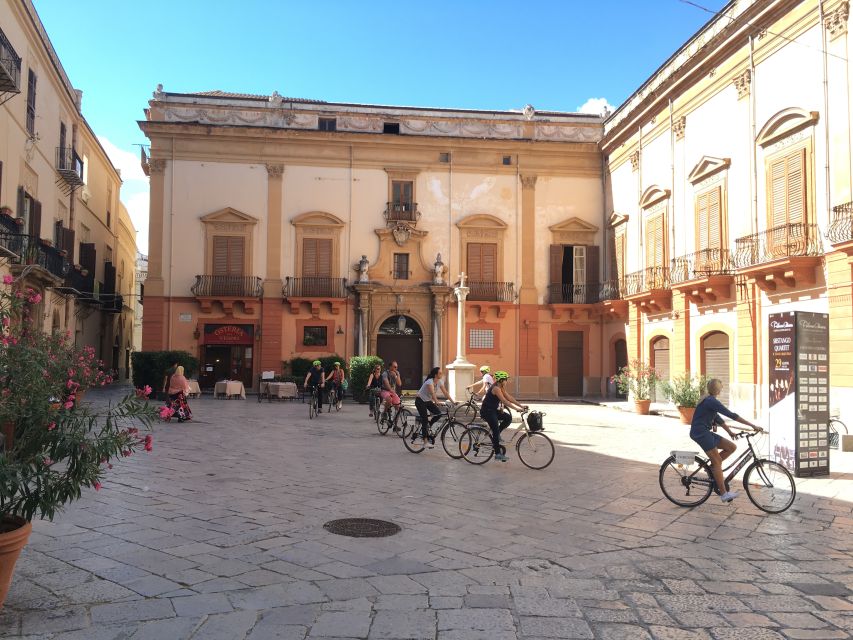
[458,409,554,469]
[376,400,412,437]
[659,426,796,513]
[452,390,482,425]
[327,384,342,413]
[369,389,382,425]
[403,402,466,458]
[306,386,322,420]
[829,416,847,449]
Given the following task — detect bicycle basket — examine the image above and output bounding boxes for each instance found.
[526,411,544,432]
[829,430,840,449]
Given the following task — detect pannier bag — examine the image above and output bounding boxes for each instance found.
[526,411,544,432]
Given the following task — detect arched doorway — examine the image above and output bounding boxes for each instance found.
[651,336,670,401]
[614,338,628,398]
[702,331,730,404]
[376,315,423,392]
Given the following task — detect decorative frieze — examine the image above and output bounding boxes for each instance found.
[149,159,167,174]
[733,69,751,100]
[629,150,640,172]
[673,116,686,141]
[825,1,849,39]
[266,164,284,179]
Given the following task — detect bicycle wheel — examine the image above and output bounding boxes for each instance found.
[377,408,391,435]
[459,426,494,465]
[396,408,413,438]
[831,418,848,434]
[743,459,796,513]
[403,419,426,454]
[441,421,465,459]
[453,401,479,425]
[659,455,714,507]
[516,432,555,470]
[327,389,335,413]
[309,395,316,419]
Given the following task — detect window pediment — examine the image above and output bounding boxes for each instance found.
[757,108,819,147]
[550,217,599,245]
[200,207,258,225]
[457,213,508,230]
[608,212,629,228]
[291,211,345,228]
[640,186,671,209]
[688,156,731,184]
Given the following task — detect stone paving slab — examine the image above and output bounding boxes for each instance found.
[1,386,852,639]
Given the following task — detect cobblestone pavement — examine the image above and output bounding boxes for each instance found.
[2,386,853,639]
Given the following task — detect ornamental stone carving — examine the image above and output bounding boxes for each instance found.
[629,150,640,172]
[673,116,686,141]
[520,175,537,190]
[149,159,167,174]
[733,69,751,100]
[825,1,849,39]
[266,164,284,179]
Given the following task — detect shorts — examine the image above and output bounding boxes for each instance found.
[690,428,721,452]
[380,390,400,406]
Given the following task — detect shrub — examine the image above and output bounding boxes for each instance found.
[286,355,344,381]
[349,355,384,403]
[662,372,708,408]
[611,359,660,401]
[131,351,198,399]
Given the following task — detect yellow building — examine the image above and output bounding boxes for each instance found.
[0,0,137,378]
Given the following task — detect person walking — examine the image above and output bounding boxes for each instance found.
[167,365,193,422]
[414,367,453,448]
[480,371,526,462]
[366,363,383,417]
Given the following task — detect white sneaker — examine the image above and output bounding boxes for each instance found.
[720,491,739,503]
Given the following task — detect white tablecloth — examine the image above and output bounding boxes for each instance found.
[214,380,246,399]
[269,382,298,399]
[187,380,201,398]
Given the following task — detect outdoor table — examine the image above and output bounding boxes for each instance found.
[214,380,246,399]
[268,382,297,399]
[187,380,202,398]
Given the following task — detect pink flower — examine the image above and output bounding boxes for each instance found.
[94,482,101,491]
[47,422,56,431]
[158,406,174,419]
[2,316,9,327]
[42,457,53,466]
[2,275,12,285]
[63,399,74,410]
[29,293,42,304]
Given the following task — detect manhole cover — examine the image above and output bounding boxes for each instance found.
[323,518,401,538]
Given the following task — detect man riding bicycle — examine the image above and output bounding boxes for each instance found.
[325,362,346,411]
[691,378,762,503]
[303,360,325,403]
[380,361,402,430]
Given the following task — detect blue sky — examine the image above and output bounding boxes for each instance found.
[36,0,727,251]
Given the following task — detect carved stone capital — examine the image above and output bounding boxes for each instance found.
[149,159,167,174]
[629,150,640,172]
[733,69,751,100]
[520,174,537,190]
[673,116,686,141]
[825,1,849,39]
[266,164,284,179]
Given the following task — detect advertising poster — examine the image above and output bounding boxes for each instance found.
[769,312,796,472]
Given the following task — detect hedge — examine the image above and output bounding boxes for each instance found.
[348,355,384,403]
[285,355,345,381]
[131,351,198,400]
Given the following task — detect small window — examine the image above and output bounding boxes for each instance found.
[303,326,327,346]
[502,155,512,166]
[439,152,450,163]
[106,210,111,228]
[26,70,37,135]
[469,329,495,350]
[383,122,400,135]
[318,117,337,132]
[393,253,409,280]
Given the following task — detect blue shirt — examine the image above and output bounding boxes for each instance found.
[690,395,739,434]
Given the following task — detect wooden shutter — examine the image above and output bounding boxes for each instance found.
[481,243,497,281]
[467,243,482,281]
[79,242,96,273]
[213,236,229,275]
[615,233,625,279]
[315,238,332,277]
[16,187,24,221]
[62,227,75,260]
[549,244,563,284]
[708,188,721,249]
[302,238,331,277]
[770,157,787,229]
[30,200,42,238]
[696,192,709,251]
[654,216,664,266]
[585,246,599,303]
[786,149,805,224]
[227,237,244,276]
[302,238,317,276]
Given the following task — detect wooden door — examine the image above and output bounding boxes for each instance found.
[376,335,422,392]
[557,331,583,396]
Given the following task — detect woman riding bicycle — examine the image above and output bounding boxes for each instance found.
[480,371,526,462]
[415,367,453,448]
[366,363,383,417]
[325,362,346,411]
[691,378,762,503]
[466,365,494,397]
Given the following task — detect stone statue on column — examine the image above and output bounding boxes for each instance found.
[357,255,370,283]
[445,272,476,400]
[433,253,445,285]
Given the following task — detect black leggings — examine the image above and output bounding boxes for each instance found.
[481,409,512,455]
[415,397,442,439]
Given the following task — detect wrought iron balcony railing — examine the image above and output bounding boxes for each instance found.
[283,277,348,298]
[55,147,85,188]
[599,279,624,302]
[59,266,96,301]
[670,248,733,284]
[1,233,69,280]
[191,275,263,297]
[384,201,420,224]
[732,222,822,269]
[623,266,670,296]
[100,294,123,314]
[548,282,601,304]
[0,27,21,97]
[468,281,514,302]
[827,202,853,244]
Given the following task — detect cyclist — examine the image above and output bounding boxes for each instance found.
[303,360,325,406]
[691,378,762,503]
[325,362,346,411]
[415,367,453,448]
[366,363,383,417]
[480,370,526,462]
[380,361,403,431]
[466,365,494,397]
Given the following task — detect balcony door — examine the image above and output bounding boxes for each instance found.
[467,242,497,299]
[212,236,244,276]
[302,238,332,296]
[696,187,722,272]
[768,148,807,258]
[549,244,598,303]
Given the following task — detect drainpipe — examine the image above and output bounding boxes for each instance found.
[820,1,832,223]
[167,139,175,350]
[348,144,353,361]
[66,122,78,336]
[600,144,608,396]
[515,155,521,396]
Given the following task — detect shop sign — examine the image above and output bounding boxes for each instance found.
[204,324,254,345]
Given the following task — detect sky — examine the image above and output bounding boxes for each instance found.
[35,0,728,253]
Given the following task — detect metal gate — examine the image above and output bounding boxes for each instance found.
[703,332,730,404]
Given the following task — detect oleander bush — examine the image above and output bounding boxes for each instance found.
[348,356,384,403]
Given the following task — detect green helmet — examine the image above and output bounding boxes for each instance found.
[334,362,341,366]
[312,360,321,366]
[493,371,509,382]
[479,365,490,373]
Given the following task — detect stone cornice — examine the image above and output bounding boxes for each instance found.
[825,1,849,39]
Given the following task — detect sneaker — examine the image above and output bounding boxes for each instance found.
[337,402,342,410]
[427,437,435,449]
[720,491,739,503]
[495,453,508,462]
[369,412,373,417]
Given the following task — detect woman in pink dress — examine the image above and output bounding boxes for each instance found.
[166,365,193,422]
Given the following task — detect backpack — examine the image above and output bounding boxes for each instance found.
[526,411,544,432]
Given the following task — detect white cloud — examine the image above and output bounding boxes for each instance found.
[98,136,150,253]
[576,97,615,116]
[123,188,149,254]
[98,136,148,183]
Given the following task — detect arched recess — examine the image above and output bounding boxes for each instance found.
[457,214,508,285]
[374,313,425,391]
[756,108,819,147]
[609,333,628,378]
[700,329,732,404]
[291,211,345,278]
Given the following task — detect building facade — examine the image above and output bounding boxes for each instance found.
[0,0,137,377]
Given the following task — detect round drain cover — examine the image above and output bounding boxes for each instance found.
[323,518,401,538]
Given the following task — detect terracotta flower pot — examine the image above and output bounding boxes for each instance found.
[0,516,32,607]
[634,399,652,415]
[677,406,695,424]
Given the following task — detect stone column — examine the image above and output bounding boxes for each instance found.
[142,159,166,351]
[446,273,476,399]
[353,284,373,357]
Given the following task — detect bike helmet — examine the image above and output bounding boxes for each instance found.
[312,360,321,366]
[479,365,490,373]
[493,371,509,382]
[334,362,341,366]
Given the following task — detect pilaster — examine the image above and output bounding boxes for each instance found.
[519,175,537,304]
[146,159,166,297]
[735,280,759,391]
[827,250,853,389]
[264,164,285,295]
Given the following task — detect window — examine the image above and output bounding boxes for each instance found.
[383,122,400,134]
[439,152,450,163]
[212,236,245,276]
[391,181,413,207]
[469,328,494,350]
[502,155,512,166]
[318,117,337,132]
[59,122,66,151]
[303,326,327,347]
[16,187,40,237]
[467,243,497,281]
[393,253,409,280]
[302,238,332,277]
[768,148,806,228]
[26,70,36,135]
[645,214,665,268]
[696,187,722,252]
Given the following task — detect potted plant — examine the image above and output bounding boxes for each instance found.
[612,359,659,415]
[662,373,708,424]
[0,276,157,606]
[13,218,24,228]
[0,207,12,219]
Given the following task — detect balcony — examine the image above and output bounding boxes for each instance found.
[4,234,69,283]
[732,222,822,291]
[598,279,629,320]
[0,27,21,104]
[548,283,600,305]
[55,147,85,191]
[55,265,98,302]
[670,248,734,304]
[623,266,672,311]
[283,277,348,315]
[191,275,262,313]
[469,281,514,302]
[827,202,853,255]
[384,202,420,224]
[100,294,124,314]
